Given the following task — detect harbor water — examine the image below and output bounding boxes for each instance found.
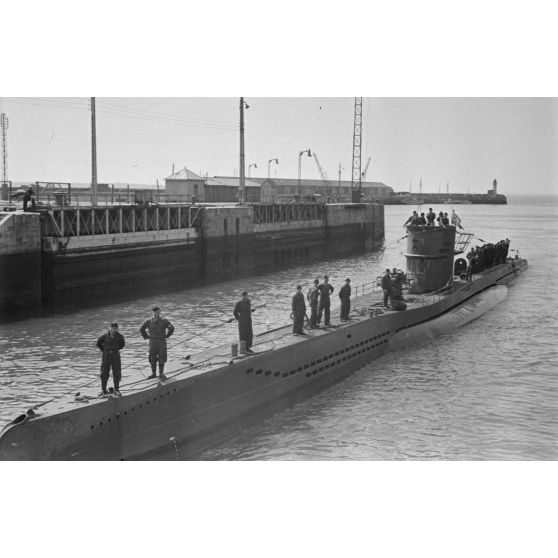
[0,196,556,460]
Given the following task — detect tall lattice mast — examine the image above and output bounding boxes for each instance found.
[1,113,8,188]
[351,97,362,202]
[90,98,97,206]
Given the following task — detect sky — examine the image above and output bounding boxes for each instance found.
[1,97,556,196]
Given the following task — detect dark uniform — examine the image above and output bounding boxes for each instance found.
[403,211,418,226]
[97,324,125,395]
[466,248,475,281]
[292,287,306,334]
[140,311,174,378]
[381,270,393,307]
[317,279,334,326]
[339,280,351,321]
[234,295,253,350]
[307,281,320,328]
[23,188,36,211]
[426,209,436,225]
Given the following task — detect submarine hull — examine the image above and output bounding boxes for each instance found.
[0,259,527,460]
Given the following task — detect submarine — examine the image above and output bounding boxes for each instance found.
[0,223,527,460]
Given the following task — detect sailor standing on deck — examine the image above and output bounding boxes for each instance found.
[307,278,320,329]
[140,306,174,381]
[381,269,393,308]
[339,278,351,321]
[292,285,306,335]
[97,322,125,396]
[317,275,334,327]
[234,292,254,353]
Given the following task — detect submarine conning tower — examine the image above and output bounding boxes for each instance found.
[405,225,456,293]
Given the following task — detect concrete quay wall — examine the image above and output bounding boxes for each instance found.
[0,212,42,310]
[1,203,385,309]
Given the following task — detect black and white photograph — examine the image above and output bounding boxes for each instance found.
[1,1,556,557]
[0,96,555,462]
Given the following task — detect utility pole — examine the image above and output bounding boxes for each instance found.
[338,162,342,201]
[351,97,363,203]
[90,97,98,206]
[1,114,8,196]
[297,149,312,199]
[239,97,248,204]
[267,158,278,178]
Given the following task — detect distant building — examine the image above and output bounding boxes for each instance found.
[207,176,261,203]
[259,178,392,203]
[163,167,393,204]
[165,168,207,202]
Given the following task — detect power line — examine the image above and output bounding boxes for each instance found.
[99,100,237,128]
[2,97,238,131]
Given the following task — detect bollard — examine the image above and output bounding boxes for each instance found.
[231,342,238,358]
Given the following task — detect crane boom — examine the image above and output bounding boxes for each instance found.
[312,152,328,185]
[362,156,371,181]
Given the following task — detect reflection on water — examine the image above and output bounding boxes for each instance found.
[1,198,557,460]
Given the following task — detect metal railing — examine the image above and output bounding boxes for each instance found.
[352,279,381,299]
[253,203,326,225]
[41,204,202,238]
[35,187,199,208]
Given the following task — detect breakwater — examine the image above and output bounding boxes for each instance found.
[379,193,507,205]
[0,202,384,310]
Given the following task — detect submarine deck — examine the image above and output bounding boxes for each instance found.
[18,281,462,423]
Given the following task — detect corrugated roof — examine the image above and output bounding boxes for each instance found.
[260,178,392,189]
[209,176,262,188]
